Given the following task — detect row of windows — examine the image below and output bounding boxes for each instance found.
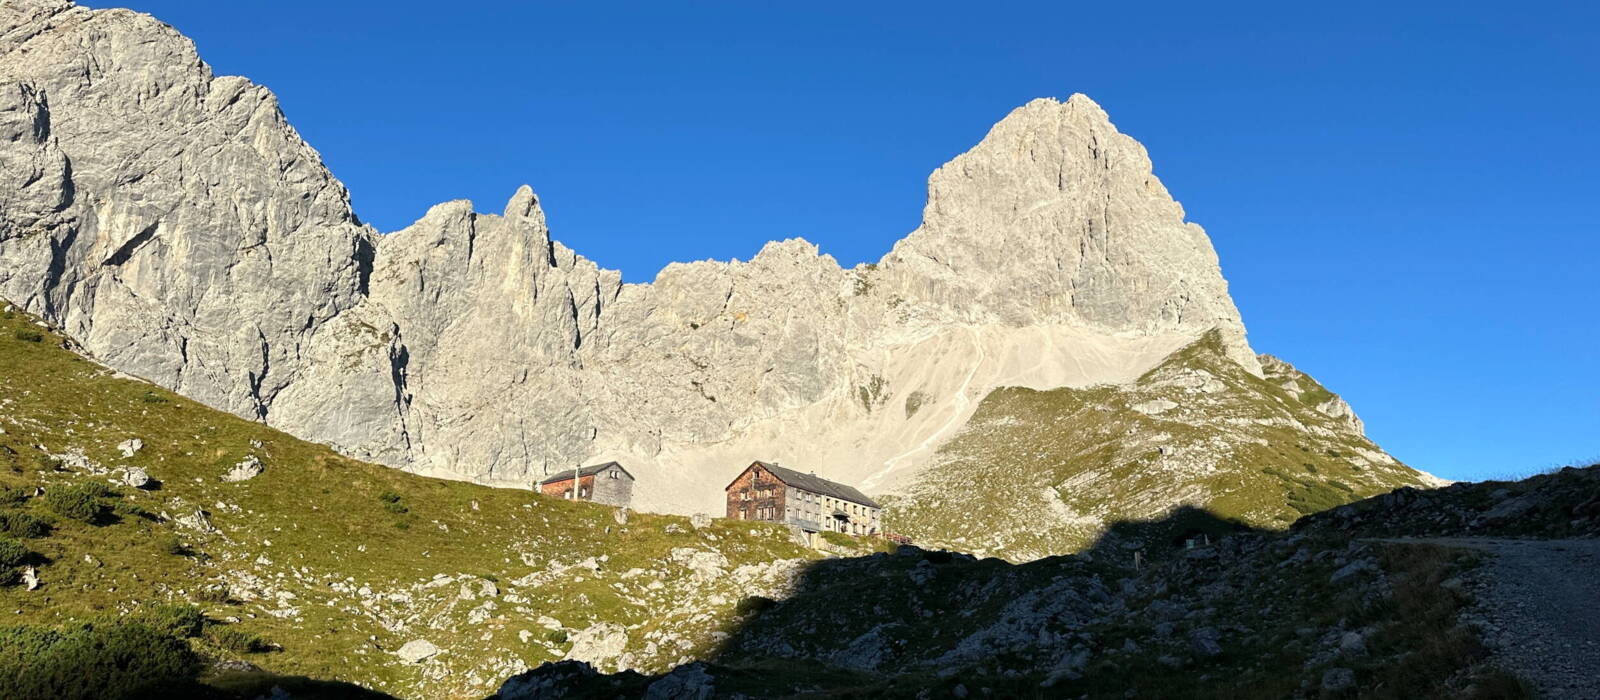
[822,516,874,536]
[738,506,777,520]
[795,491,877,518]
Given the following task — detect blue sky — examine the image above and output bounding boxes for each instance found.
[102,1,1596,482]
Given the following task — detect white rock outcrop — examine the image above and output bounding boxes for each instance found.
[122,466,150,489]
[175,507,218,534]
[1,1,1268,513]
[117,439,143,458]
[396,639,440,664]
[221,455,263,482]
[564,623,628,669]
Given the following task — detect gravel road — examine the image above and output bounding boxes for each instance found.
[1384,537,1600,699]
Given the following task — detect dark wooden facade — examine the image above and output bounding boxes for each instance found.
[724,460,882,537]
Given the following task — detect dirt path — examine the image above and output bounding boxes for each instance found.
[1381,537,1600,699]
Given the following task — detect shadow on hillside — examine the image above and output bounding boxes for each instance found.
[486,505,1269,698]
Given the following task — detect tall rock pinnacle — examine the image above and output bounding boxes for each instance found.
[881,95,1257,373]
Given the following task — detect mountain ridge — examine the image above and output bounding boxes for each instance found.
[1,0,1410,520]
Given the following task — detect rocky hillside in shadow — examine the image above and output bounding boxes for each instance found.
[493,464,1599,699]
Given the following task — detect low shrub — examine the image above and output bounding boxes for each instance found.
[0,537,32,569]
[43,484,108,524]
[0,620,204,700]
[544,629,569,645]
[136,604,205,639]
[0,485,30,505]
[209,626,272,653]
[157,534,190,557]
[383,501,408,514]
[12,329,42,343]
[377,491,402,504]
[819,531,856,548]
[111,501,154,520]
[75,482,117,499]
[0,511,49,538]
[735,595,777,616]
[194,586,234,604]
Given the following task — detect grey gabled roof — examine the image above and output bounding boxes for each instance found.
[538,461,633,485]
[746,461,881,509]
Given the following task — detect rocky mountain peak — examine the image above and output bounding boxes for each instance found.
[503,184,541,220]
[0,1,1389,516]
[880,93,1258,373]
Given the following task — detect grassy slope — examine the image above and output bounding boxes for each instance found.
[884,331,1436,560]
[0,305,816,699]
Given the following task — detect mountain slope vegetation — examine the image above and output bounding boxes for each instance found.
[0,302,820,699]
[884,332,1441,560]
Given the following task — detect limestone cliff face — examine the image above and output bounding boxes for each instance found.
[879,97,1257,373]
[0,0,372,424]
[2,1,1296,514]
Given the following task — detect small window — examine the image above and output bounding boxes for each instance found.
[609,470,619,479]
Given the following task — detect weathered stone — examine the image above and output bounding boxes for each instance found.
[222,455,263,482]
[122,467,151,489]
[175,508,218,534]
[1190,628,1223,657]
[670,548,729,582]
[497,660,599,700]
[563,623,627,669]
[1133,399,1179,416]
[1330,559,1375,584]
[1321,667,1356,692]
[1339,631,1367,656]
[396,639,440,664]
[117,439,144,458]
[644,662,715,700]
[1483,495,1539,525]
